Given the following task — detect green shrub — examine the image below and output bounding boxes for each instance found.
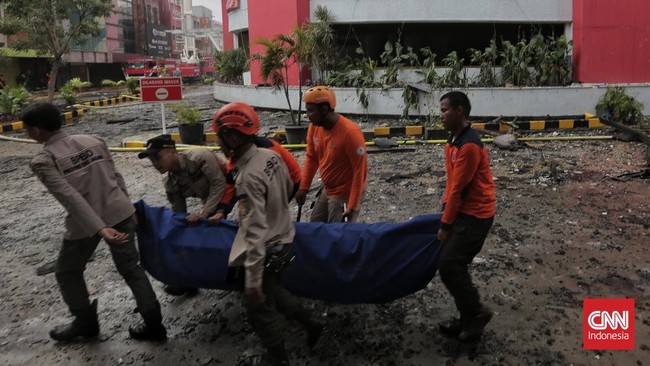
[59,83,78,105]
[437,51,467,88]
[169,103,201,125]
[596,87,645,125]
[203,77,215,85]
[214,48,249,84]
[66,77,92,90]
[0,86,32,116]
[116,80,126,86]
[59,78,92,105]
[101,79,117,87]
[125,78,139,94]
[468,38,499,87]
[499,40,532,86]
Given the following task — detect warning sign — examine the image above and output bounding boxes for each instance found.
[140,77,183,102]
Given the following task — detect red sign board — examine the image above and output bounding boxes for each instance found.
[140,77,183,102]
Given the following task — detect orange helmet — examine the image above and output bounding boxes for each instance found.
[303,86,336,109]
[212,102,260,135]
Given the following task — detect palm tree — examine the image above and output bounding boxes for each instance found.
[253,25,310,125]
[305,5,338,83]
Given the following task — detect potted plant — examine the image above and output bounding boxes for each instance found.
[170,103,204,145]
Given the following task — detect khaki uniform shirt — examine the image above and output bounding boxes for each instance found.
[229,145,295,288]
[164,148,226,215]
[30,131,135,240]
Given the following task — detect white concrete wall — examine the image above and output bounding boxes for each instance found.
[214,82,650,118]
[310,0,572,23]
[228,0,248,32]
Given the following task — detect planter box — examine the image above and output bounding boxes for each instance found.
[214,82,650,118]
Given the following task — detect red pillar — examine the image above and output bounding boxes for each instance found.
[248,0,310,85]
[573,0,650,83]
[221,0,234,50]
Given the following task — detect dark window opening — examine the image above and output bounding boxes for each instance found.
[332,23,566,65]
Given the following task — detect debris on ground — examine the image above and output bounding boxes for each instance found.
[493,133,519,151]
[0,86,648,365]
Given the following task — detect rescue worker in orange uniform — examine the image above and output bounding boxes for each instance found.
[294,86,368,223]
[436,91,496,343]
[212,102,323,365]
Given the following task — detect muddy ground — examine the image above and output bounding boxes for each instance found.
[0,86,648,365]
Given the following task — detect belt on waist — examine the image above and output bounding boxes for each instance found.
[265,243,294,272]
[267,243,291,255]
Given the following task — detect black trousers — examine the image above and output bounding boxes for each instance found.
[437,213,494,320]
[243,266,310,348]
[55,217,159,315]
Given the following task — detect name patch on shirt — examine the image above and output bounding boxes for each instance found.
[264,155,281,180]
[55,144,106,176]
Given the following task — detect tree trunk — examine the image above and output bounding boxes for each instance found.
[47,57,61,103]
[282,65,295,125]
[284,85,295,125]
[297,63,303,125]
[600,118,650,144]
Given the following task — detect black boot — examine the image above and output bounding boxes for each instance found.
[128,302,167,341]
[50,299,99,341]
[294,313,325,349]
[438,317,463,337]
[458,306,493,343]
[264,344,290,366]
[163,285,199,297]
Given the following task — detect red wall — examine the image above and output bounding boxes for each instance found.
[573,0,650,83]
[221,0,234,50]
[248,0,310,85]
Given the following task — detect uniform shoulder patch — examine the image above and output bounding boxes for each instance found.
[238,197,251,218]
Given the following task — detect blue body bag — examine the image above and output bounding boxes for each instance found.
[135,200,442,303]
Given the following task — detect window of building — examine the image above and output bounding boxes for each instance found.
[332,22,566,65]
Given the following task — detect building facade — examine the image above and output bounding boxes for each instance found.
[0,0,218,88]
[221,0,650,85]
[192,5,218,56]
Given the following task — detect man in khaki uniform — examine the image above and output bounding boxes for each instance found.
[22,102,166,342]
[213,102,323,366]
[139,134,227,295]
[139,135,227,221]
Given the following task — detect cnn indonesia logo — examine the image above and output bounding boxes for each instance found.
[583,298,635,350]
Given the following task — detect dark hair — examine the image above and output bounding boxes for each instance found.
[440,91,471,118]
[20,102,62,131]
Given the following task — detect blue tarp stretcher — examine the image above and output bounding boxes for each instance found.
[135,200,442,304]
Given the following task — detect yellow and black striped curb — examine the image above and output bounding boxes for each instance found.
[271,117,605,140]
[0,95,139,133]
[119,116,605,147]
[78,95,139,108]
[123,132,218,147]
[115,135,614,151]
